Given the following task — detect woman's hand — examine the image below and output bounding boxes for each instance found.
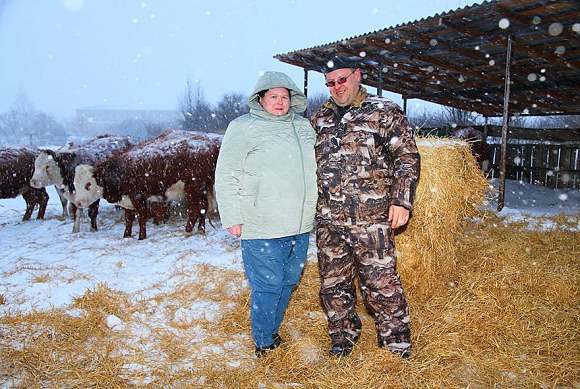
[227,224,242,237]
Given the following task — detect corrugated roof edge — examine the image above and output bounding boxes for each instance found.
[273,0,494,57]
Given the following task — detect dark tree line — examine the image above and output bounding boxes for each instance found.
[408,105,580,138]
[0,82,331,146]
[177,79,330,133]
[6,80,576,146]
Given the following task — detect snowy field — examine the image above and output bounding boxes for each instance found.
[0,178,579,387]
[0,187,244,314]
[1,179,578,314]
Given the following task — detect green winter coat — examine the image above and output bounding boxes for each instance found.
[215,71,318,240]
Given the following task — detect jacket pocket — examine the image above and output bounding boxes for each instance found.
[240,174,261,207]
[348,167,393,223]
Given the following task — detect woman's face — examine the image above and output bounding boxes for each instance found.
[259,87,290,116]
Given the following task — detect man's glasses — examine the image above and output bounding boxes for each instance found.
[325,69,356,88]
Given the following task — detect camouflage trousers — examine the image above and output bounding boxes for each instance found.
[316,221,412,353]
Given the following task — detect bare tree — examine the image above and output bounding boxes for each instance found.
[0,88,35,142]
[178,78,196,131]
[407,107,446,135]
[442,106,479,128]
[145,122,165,139]
[29,112,67,144]
[214,92,249,132]
[178,78,213,132]
[0,109,21,138]
[485,114,532,129]
[508,114,530,128]
[306,92,329,117]
[528,115,580,129]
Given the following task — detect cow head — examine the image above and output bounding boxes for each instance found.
[73,164,103,208]
[30,150,63,188]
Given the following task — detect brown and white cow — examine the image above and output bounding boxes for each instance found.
[30,134,136,233]
[73,129,221,240]
[0,145,49,221]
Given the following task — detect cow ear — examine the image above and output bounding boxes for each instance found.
[92,165,106,187]
[108,166,122,188]
[58,151,76,165]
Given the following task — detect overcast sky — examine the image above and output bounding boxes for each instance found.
[0,0,480,119]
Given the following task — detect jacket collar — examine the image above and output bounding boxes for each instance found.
[250,106,295,122]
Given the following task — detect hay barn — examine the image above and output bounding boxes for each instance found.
[275,0,580,205]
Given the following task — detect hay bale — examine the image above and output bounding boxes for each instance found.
[396,137,490,294]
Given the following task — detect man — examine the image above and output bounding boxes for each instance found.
[310,56,420,358]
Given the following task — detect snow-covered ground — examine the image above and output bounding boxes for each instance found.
[485,178,580,230]
[1,179,578,314]
[489,178,580,217]
[0,186,244,313]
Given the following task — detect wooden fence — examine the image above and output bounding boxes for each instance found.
[488,144,580,189]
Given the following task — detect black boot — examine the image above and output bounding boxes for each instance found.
[255,334,283,358]
[255,343,277,358]
[329,342,354,357]
[273,333,283,347]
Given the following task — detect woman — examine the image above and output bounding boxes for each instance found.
[215,71,317,357]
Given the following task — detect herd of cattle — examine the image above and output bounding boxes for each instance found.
[0,129,222,240]
[1,127,490,240]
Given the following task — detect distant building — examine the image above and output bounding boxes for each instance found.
[75,106,180,139]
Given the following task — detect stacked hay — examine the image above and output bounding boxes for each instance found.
[396,137,490,295]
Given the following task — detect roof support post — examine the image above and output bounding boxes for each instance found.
[303,68,309,99]
[498,34,515,212]
[403,98,408,115]
[483,116,488,139]
[377,57,383,97]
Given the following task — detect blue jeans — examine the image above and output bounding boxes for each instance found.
[241,233,309,348]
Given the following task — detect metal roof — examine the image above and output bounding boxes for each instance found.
[274,0,580,118]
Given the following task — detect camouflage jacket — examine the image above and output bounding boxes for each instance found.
[310,87,420,226]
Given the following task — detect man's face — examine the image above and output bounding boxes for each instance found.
[325,68,360,107]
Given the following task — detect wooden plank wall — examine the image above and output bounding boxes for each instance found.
[488,144,580,189]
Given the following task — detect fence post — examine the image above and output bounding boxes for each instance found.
[303,68,308,99]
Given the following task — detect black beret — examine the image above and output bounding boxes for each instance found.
[319,55,362,74]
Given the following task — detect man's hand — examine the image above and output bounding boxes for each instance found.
[227,224,242,237]
[388,205,410,229]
